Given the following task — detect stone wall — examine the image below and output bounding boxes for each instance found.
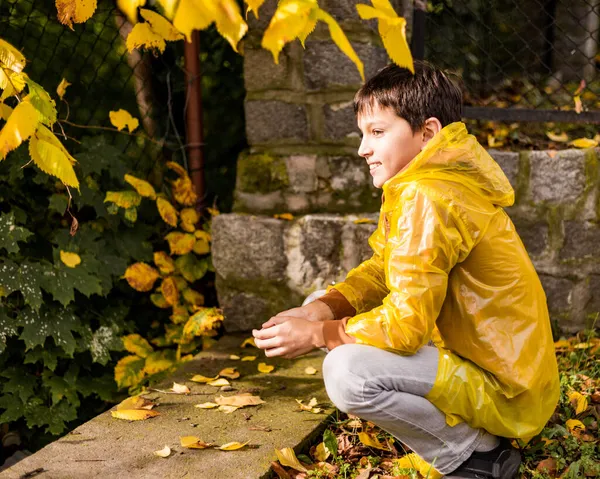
[213,0,600,334]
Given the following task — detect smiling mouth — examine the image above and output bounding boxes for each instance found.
[369,162,382,173]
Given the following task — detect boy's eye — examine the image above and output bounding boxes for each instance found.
[373,129,384,136]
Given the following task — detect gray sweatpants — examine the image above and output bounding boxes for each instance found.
[322,343,497,474]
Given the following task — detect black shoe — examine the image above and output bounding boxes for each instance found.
[445,438,521,479]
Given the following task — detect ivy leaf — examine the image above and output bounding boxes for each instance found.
[48,193,69,215]
[24,344,67,371]
[25,398,78,435]
[0,259,45,311]
[323,428,338,458]
[24,77,58,126]
[42,370,80,407]
[17,306,81,356]
[76,136,128,179]
[1,368,38,403]
[0,393,26,423]
[0,307,19,353]
[41,259,103,306]
[77,373,118,402]
[0,212,33,254]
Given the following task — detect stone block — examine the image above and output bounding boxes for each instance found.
[285,193,310,213]
[328,156,369,191]
[539,274,574,312]
[236,153,288,194]
[488,150,519,189]
[340,218,379,271]
[244,48,290,91]
[245,101,308,144]
[560,221,600,260]
[303,41,389,90]
[217,288,270,332]
[529,150,586,203]
[233,190,285,213]
[587,275,600,315]
[323,102,360,141]
[285,155,318,192]
[511,219,548,257]
[212,214,287,281]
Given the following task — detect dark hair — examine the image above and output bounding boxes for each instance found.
[354,61,463,132]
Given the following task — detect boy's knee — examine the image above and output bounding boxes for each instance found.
[322,344,366,414]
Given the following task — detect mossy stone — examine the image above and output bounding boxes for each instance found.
[237,153,289,194]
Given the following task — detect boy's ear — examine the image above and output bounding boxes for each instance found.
[420,117,443,148]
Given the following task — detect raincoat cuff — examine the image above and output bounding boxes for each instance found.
[322,317,356,350]
[316,289,356,320]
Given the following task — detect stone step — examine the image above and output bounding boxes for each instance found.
[4,335,334,479]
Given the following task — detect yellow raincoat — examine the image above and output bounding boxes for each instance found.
[333,122,560,440]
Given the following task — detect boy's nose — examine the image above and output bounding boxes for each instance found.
[358,138,372,159]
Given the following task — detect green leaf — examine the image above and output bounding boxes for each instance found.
[1,367,38,403]
[17,306,81,355]
[0,393,26,423]
[41,259,103,307]
[24,344,67,372]
[77,136,129,179]
[0,212,33,254]
[24,77,57,126]
[0,259,45,311]
[25,398,78,435]
[89,325,123,365]
[323,428,338,458]
[42,370,80,407]
[175,254,208,283]
[0,306,19,353]
[48,194,69,215]
[77,373,117,402]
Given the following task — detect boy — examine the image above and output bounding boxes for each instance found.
[252,62,560,479]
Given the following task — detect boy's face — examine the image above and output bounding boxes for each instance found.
[357,104,424,188]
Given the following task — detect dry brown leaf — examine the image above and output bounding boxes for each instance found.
[116,395,156,411]
[296,398,323,414]
[275,447,308,473]
[180,436,212,449]
[271,461,292,479]
[219,367,241,379]
[304,367,317,375]
[241,356,257,362]
[208,378,230,387]
[191,374,219,383]
[218,405,239,414]
[536,457,557,476]
[218,441,249,450]
[171,382,191,394]
[258,362,275,374]
[111,409,159,421]
[215,394,265,408]
[195,402,219,409]
[153,445,171,458]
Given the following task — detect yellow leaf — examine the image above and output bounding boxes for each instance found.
[127,22,165,52]
[240,337,257,348]
[160,276,179,306]
[353,218,376,225]
[105,190,142,209]
[229,354,240,360]
[109,109,139,133]
[0,39,26,75]
[180,207,199,232]
[29,125,79,188]
[55,0,97,29]
[114,355,146,389]
[180,436,212,449]
[167,161,198,206]
[0,101,38,160]
[193,237,210,255]
[566,418,586,433]
[143,350,176,375]
[246,0,266,18]
[304,366,317,375]
[191,374,219,383]
[165,232,195,255]
[123,334,154,358]
[116,0,146,23]
[574,342,593,349]
[182,307,223,340]
[569,138,598,149]
[156,197,178,227]
[0,70,26,101]
[357,1,413,73]
[195,402,219,409]
[546,131,569,143]
[258,362,274,373]
[241,355,256,362]
[274,213,294,221]
[116,395,156,410]
[153,251,176,275]
[171,382,191,394]
[218,367,240,379]
[215,394,265,407]
[56,78,71,100]
[358,431,390,451]
[60,251,81,268]
[574,95,583,114]
[140,8,183,41]
[218,440,249,451]
[183,288,205,307]
[124,173,156,199]
[111,409,159,421]
[208,378,230,387]
[394,453,442,479]
[218,405,239,413]
[153,445,171,458]
[275,447,308,473]
[262,0,314,63]
[314,442,330,461]
[568,391,589,415]
[207,207,220,216]
[172,0,216,43]
[296,398,323,413]
[124,262,160,291]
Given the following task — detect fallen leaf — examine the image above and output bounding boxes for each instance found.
[346,418,362,429]
[171,382,191,394]
[591,391,600,403]
[546,131,568,143]
[574,95,583,114]
[275,447,308,473]
[219,367,240,379]
[117,395,156,411]
[229,354,240,360]
[296,398,323,414]
[195,402,219,409]
[153,445,171,458]
[353,218,376,224]
[304,367,317,375]
[536,457,557,476]
[180,436,213,449]
[218,405,239,414]
[274,213,294,221]
[215,394,265,407]
[241,356,257,362]
[574,342,593,349]
[358,431,390,451]
[566,418,586,433]
[258,362,275,373]
[569,138,598,149]
[568,391,589,415]
[208,378,230,387]
[191,374,219,383]
[554,339,571,350]
[314,442,330,461]
[271,461,292,479]
[241,337,257,348]
[111,409,159,421]
[218,441,250,451]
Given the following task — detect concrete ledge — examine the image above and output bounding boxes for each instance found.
[4,335,334,479]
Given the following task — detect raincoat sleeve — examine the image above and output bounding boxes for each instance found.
[345,186,471,354]
[328,208,389,314]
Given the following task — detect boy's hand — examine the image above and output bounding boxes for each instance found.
[261,300,334,329]
[252,317,325,359]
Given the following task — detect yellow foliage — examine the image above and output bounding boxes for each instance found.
[104,190,142,209]
[127,22,166,52]
[114,354,146,388]
[0,39,26,77]
[546,131,568,143]
[124,173,156,199]
[180,207,199,232]
[156,197,178,227]
[217,368,240,379]
[0,101,39,160]
[160,276,179,306]
[190,374,218,383]
[566,418,586,433]
[246,0,266,18]
[143,350,176,375]
[56,78,71,100]
[170,304,189,324]
[218,441,249,451]
[124,262,160,291]
[116,395,155,410]
[183,288,205,306]
[109,109,139,133]
[140,8,183,41]
[180,436,212,449]
[182,307,223,341]
[111,409,159,421]
[29,125,79,188]
[116,0,146,23]
[173,176,197,206]
[569,138,598,149]
[0,70,26,101]
[358,431,390,451]
[150,292,170,308]
[567,391,588,415]
[55,0,98,29]
[122,333,154,358]
[193,237,210,255]
[153,445,171,458]
[153,251,176,274]
[60,251,81,268]
[257,362,274,373]
[165,231,195,255]
[356,0,413,73]
[275,448,308,473]
[394,453,442,479]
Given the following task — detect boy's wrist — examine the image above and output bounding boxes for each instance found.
[304,300,335,322]
[310,320,326,349]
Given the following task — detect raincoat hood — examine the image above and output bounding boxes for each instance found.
[383,122,514,209]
